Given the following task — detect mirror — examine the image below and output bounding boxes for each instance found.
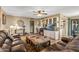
[17,20,24,27]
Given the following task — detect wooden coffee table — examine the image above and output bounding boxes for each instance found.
[26,35,50,51]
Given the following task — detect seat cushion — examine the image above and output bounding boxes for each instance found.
[11,44,26,52]
[61,37,72,44]
[0,48,10,52]
[4,39,12,45]
[0,36,5,47]
[2,43,11,49]
[12,40,23,46]
[13,38,20,41]
[0,48,4,52]
[0,31,7,39]
[2,43,11,52]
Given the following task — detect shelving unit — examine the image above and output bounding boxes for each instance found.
[36,14,68,39]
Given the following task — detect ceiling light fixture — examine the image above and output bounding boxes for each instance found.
[33,10,47,17]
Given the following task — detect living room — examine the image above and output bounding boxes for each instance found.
[0,6,79,52]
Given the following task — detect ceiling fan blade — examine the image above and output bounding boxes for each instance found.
[42,13,47,15]
[33,11,37,13]
[42,10,45,12]
[33,10,47,16]
[45,13,47,15]
[33,13,38,15]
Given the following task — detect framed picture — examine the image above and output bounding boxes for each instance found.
[2,14,6,25]
[17,20,24,27]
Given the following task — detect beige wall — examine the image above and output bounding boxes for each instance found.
[59,14,68,37]
[0,7,6,30]
[34,19,39,33]
[0,7,1,29]
[0,8,39,34]
[6,15,31,33]
[0,8,68,37]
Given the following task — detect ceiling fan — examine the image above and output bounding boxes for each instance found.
[33,10,47,16]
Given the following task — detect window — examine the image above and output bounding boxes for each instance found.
[49,19,52,25]
[53,18,57,26]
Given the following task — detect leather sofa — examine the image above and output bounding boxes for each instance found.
[65,36,79,52]
[0,30,26,52]
[11,37,26,52]
[41,37,74,52]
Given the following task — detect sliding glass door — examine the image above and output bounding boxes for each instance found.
[71,19,79,36]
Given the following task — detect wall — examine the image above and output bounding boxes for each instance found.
[0,8,69,37]
[0,9,69,37]
[0,8,43,34]
[59,14,68,37]
[0,7,6,30]
[0,7,1,29]
[68,18,72,36]
[6,15,31,33]
[34,20,38,33]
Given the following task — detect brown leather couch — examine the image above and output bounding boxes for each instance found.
[12,37,26,52]
[65,36,79,52]
[41,37,74,52]
[0,30,26,52]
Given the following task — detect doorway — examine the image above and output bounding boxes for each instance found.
[71,19,79,36]
[30,21,34,33]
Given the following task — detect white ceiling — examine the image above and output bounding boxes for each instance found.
[2,6,79,18]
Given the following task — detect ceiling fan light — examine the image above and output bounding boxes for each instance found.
[37,14,42,16]
[33,10,47,17]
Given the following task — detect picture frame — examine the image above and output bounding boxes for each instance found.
[2,14,6,25]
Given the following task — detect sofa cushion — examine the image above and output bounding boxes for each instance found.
[0,36,4,47]
[0,48,4,52]
[61,37,72,44]
[0,31,7,39]
[62,49,74,52]
[13,38,20,41]
[4,39,12,45]
[65,36,79,51]
[12,40,23,46]
[11,44,26,52]
[2,43,11,49]
[2,43,11,52]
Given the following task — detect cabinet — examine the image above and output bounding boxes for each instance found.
[44,30,59,40]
